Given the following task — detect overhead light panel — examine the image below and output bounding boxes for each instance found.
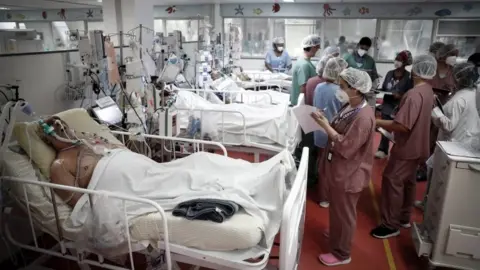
[97,0,102,2]
[0,7,10,10]
[283,0,294,2]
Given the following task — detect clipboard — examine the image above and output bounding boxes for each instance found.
[376,127,395,143]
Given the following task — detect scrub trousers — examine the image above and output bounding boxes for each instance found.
[377,113,392,154]
[295,131,318,186]
[329,187,361,260]
[381,157,421,229]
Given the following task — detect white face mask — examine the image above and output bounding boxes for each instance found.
[347,49,354,54]
[357,49,367,57]
[335,89,350,104]
[314,49,322,57]
[446,56,457,66]
[277,46,284,52]
[394,60,403,69]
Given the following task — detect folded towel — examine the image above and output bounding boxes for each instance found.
[172,199,239,223]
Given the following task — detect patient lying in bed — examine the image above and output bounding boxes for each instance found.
[38,116,124,207]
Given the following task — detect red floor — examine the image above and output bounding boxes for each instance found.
[22,134,432,269]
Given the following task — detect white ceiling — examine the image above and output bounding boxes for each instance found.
[1,0,479,10]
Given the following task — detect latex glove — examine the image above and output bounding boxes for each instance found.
[431,106,444,119]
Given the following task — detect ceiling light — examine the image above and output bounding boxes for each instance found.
[283,0,294,2]
[97,0,102,2]
[0,7,10,10]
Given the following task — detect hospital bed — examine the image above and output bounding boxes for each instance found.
[172,90,303,161]
[0,108,309,270]
[232,71,292,93]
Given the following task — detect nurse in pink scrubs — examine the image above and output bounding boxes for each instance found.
[311,68,376,266]
[371,55,437,239]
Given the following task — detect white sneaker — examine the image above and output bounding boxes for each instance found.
[319,201,330,208]
[414,200,424,210]
[375,151,387,159]
[401,223,411,229]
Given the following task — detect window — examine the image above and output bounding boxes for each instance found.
[224,18,322,58]
[154,19,164,35]
[243,18,270,57]
[0,22,16,29]
[52,21,85,50]
[436,20,480,59]
[378,20,433,61]
[324,19,376,57]
[18,22,54,51]
[166,19,198,42]
[87,21,104,32]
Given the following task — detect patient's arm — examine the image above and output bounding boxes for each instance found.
[50,160,82,207]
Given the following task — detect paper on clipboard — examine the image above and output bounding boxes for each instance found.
[377,127,395,143]
[292,105,325,134]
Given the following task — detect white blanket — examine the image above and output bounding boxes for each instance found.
[70,149,296,247]
[175,91,290,146]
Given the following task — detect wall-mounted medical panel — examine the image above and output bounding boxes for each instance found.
[221,3,479,19]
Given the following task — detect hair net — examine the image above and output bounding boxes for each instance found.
[429,42,445,55]
[453,62,478,89]
[301,34,321,48]
[339,68,372,94]
[316,55,332,75]
[272,37,285,45]
[396,50,413,65]
[411,54,437,79]
[323,57,348,81]
[322,46,340,58]
[435,44,457,60]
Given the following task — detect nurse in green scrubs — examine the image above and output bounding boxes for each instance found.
[290,34,322,106]
[344,37,379,82]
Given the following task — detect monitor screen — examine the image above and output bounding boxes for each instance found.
[92,104,123,125]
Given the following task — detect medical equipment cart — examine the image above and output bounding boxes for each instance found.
[412,141,480,270]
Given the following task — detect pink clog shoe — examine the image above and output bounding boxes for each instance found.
[318,253,352,266]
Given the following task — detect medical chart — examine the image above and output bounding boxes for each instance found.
[292,105,325,134]
[377,127,395,143]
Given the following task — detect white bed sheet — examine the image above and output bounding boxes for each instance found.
[70,149,295,250]
[3,149,265,252]
[174,91,291,146]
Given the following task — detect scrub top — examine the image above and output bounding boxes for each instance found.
[291,57,316,105]
[344,53,379,81]
[313,82,343,148]
[265,50,292,73]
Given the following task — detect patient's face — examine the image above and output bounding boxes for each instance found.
[40,116,74,149]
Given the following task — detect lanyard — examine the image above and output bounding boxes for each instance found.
[332,100,367,126]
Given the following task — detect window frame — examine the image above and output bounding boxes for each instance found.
[154,17,203,43]
[222,16,454,63]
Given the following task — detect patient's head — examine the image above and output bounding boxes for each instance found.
[37,116,76,151]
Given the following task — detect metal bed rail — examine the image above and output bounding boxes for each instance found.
[176,88,275,105]
[1,176,172,270]
[111,131,228,158]
[241,71,290,92]
[174,107,248,146]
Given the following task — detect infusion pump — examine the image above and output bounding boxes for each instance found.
[158,109,180,137]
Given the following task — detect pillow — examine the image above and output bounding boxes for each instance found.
[13,108,122,178]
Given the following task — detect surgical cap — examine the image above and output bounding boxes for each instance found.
[429,42,445,55]
[435,44,458,60]
[396,50,413,65]
[411,54,437,80]
[322,46,340,58]
[316,55,332,75]
[323,57,348,81]
[272,37,285,45]
[453,62,478,89]
[339,68,372,94]
[301,34,321,48]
